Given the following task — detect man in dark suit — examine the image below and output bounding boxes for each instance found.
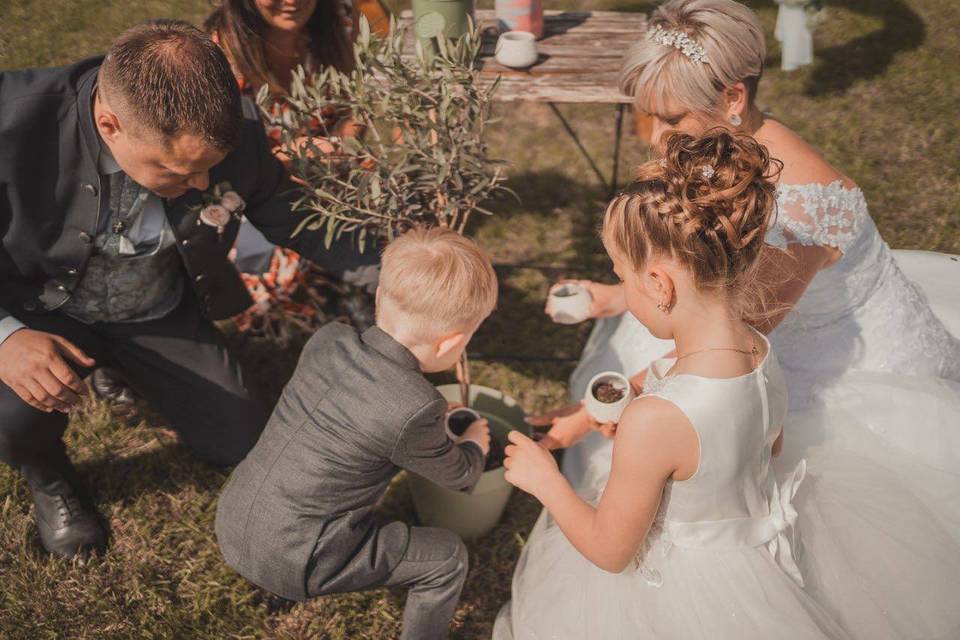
[0,20,373,557]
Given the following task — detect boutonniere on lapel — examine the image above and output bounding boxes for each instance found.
[193,182,246,239]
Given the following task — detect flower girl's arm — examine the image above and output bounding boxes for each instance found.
[504,397,696,573]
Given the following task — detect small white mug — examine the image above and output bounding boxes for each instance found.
[495,31,538,69]
[583,372,635,424]
[548,283,592,325]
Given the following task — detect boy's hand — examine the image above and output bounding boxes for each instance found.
[503,431,561,497]
[457,418,491,456]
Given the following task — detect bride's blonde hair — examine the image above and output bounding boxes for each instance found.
[620,0,766,117]
[603,130,781,316]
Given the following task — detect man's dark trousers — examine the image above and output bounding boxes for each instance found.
[0,290,268,493]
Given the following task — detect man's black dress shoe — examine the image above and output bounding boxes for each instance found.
[31,483,107,558]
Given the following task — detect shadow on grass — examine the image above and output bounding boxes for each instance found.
[77,445,226,506]
[472,169,611,269]
[802,0,926,96]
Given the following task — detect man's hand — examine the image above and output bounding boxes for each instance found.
[527,402,615,450]
[457,418,491,456]
[0,329,95,413]
[546,280,627,320]
[503,430,562,498]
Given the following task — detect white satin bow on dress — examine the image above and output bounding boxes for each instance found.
[664,460,808,587]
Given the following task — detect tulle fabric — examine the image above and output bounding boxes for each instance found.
[493,507,851,640]
[497,366,960,639]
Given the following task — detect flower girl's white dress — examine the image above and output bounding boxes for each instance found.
[563,182,960,486]
[494,337,960,639]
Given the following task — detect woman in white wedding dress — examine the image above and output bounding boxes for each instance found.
[495,131,960,640]
[535,0,960,486]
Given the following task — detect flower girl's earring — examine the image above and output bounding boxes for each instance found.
[728,113,743,127]
[657,301,670,313]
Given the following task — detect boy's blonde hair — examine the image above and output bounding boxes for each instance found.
[377,227,498,340]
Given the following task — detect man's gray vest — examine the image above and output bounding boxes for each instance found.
[61,172,183,323]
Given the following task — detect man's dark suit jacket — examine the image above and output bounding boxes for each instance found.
[215,323,485,601]
[0,57,370,324]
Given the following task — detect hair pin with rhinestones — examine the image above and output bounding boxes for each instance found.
[646,24,710,64]
[700,165,715,180]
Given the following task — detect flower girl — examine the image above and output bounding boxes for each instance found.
[495,131,960,639]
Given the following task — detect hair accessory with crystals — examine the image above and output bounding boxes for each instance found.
[646,24,710,64]
[700,165,716,180]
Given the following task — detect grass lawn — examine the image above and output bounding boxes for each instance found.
[1,0,958,638]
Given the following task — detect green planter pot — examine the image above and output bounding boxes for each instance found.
[412,0,475,53]
[409,384,530,539]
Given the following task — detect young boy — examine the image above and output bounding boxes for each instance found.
[215,227,497,640]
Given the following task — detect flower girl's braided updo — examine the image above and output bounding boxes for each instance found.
[603,130,781,319]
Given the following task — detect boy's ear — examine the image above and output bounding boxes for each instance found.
[435,332,467,361]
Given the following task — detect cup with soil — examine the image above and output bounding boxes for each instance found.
[547,283,592,325]
[584,371,635,424]
[445,407,506,472]
[409,384,530,539]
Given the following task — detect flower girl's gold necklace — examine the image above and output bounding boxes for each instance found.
[675,340,760,362]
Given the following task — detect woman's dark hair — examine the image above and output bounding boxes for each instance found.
[204,0,354,95]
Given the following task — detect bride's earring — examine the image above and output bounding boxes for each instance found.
[657,300,670,314]
[728,113,743,127]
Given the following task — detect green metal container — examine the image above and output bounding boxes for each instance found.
[412,0,475,53]
[409,384,530,539]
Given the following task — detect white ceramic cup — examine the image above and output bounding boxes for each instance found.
[495,31,538,69]
[548,283,593,324]
[584,371,635,424]
[445,407,482,440]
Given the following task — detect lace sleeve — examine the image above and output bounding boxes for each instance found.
[765,181,868,253]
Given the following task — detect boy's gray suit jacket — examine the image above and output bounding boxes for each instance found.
[215,323,484,601]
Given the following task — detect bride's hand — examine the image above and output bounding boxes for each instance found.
[545,280,628,320]
[503,431,562,497]
[629,369,648,396]
[527,402,615,450]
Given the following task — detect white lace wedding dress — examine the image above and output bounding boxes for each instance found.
[494,336,960,639]
[563,181,960,486]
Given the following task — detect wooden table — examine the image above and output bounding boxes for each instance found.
[400,9,648,194]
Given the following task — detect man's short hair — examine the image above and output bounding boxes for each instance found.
[99,19,242,151]
[378,227,498,340]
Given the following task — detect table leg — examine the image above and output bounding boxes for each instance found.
[610,103,626,198]
[547,102,609,193]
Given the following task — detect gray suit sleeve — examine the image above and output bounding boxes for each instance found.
[391,398,485,493]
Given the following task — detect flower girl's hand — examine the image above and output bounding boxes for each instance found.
[503,431,561,497]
